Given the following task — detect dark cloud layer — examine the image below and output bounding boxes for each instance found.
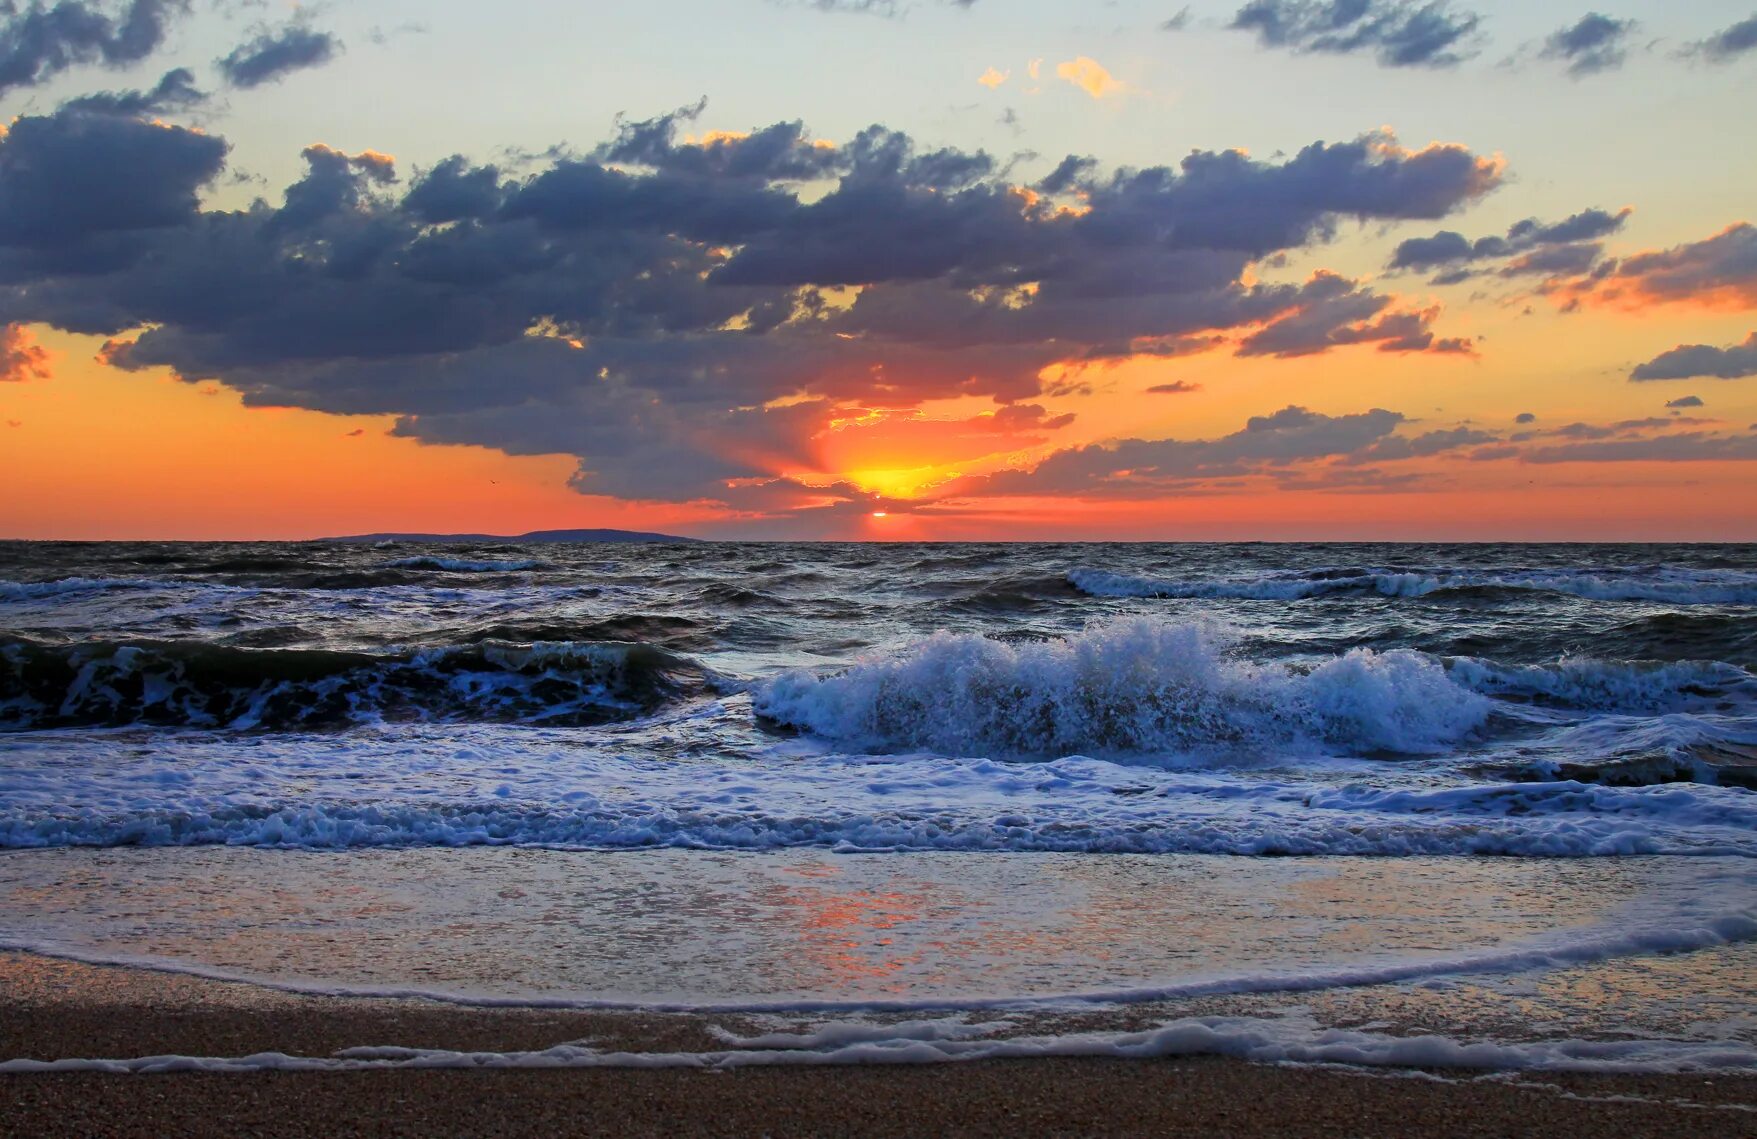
[1631,332,1757,381]
[0,100,1498,504]
[1539,13,1636,76]
[0,0,182,96]
[1229,0,1483,69]
[216,20,338,88]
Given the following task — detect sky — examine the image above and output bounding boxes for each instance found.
[1,0,1755,541]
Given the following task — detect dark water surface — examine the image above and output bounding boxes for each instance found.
[0,541,1753,855]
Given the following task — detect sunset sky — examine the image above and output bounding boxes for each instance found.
[2,0,1755,540]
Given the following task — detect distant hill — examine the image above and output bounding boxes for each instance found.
[322,528,698,544]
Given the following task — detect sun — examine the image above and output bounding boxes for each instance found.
[871,511,888,518]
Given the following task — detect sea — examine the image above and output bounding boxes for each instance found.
[1,540,1754,1073]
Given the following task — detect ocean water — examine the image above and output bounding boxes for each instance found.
[2,540,1755,1072]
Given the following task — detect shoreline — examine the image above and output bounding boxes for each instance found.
[2,952,1754,1138]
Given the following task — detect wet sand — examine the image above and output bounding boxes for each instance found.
[2,952,1754,1137]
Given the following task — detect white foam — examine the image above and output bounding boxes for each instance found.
[4,717,1755,855]
[755,617,1490,757]
[4,1011,1753,1075]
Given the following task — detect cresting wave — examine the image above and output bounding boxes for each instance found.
[0,638,707,730]
[753,618,1756,758]
[1068,566,1757,605]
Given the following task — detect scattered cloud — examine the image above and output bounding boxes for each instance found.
[1162,7,1193,32]
[1521,432,1757,464]
[1389,207,1630,282]
[0,324,49,382]
[1228,0,1484,69]
[218,20,340,88]
[62,66,204,115]
[1631,332,1757,381]
[1514,412,1536,423]
[1146,380,1202,394]
[977,66,1008,88]
[0,0,183,97]
[1686,14,1757,63]
[1055,56,1122,99]
[1236,273,1474,356]
[1665,395,1704,408]
[1557,222,1757,310]
[1539,13,1637,76]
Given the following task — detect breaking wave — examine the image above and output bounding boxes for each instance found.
[1447,656,1754,712]
[0,638,707,730]
[754,618,1491,757]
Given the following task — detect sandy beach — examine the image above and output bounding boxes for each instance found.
[2,951,1753,1138]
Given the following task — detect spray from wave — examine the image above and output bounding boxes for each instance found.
[754,617,1491,757]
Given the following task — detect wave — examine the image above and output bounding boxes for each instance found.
[0,638,707,731]
[1447,657,1753,712]
[9,1007,1757,1074]
[754,618,1490,757]
[381,556,543,572]
[6,772,1753,854]
[0,577,158,601]
[1069,566,1757,606]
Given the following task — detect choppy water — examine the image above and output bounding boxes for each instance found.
[1,540,1754,857]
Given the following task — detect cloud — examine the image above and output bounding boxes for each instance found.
[1228,0,1483,69]
[1162,6,1193,31]
[1146,380,1201,393]
[0,324,49,381]
[953,405,1412,498]
[1236,272,1473,356]
[1514,412,1536,423]
[1562,222,1757,310]
[1631,332,1757,380]
[1665,395,1704,408]
[0,103,1497,505]
[1521,432,1757,464]
[217,20,339,88]
[1389,207,1630,280]
[60,66,204,115]
[0,107,228,253]
[1055,57,1122,99]
[977,66,1008,89]
[0,0,183,97]
[1539,13,1636,76]
[1687,14,1757,63]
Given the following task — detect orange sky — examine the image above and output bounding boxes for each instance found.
[5,318,1754,541]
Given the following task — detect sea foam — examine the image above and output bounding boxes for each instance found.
[754,617,1490,757]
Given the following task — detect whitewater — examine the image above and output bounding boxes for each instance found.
[2,539,1754,1072]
